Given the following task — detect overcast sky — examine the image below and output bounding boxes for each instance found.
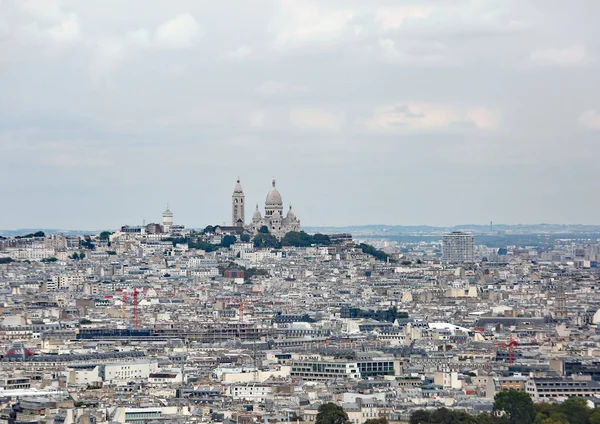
[1,0,599,230]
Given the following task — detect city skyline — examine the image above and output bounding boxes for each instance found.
[2,0,600,229]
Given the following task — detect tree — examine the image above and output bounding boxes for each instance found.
[253,233,280,249]
[555,397,591,424]
[493,389,535,424]
[258,225,270,234]
[541,415,568,424]
[221,235,237,248]
[356,243,395,262]
[240,233,251,242]
[99,231,113,240]
[589,408,600,424]
[282,231,331,247]
[0,258,13,264]
[203,225,216,234]
[41,257,57,263]
[316,403,349,424]
[410,410,431,424]
[473,413,496,424]
[364,419,388,424]
[71,253,79,260]
[79,253,85,260]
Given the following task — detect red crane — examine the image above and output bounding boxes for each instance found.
[133,288,139,329]
[495,335,519,364]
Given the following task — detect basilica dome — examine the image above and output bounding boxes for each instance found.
[265,179,283,206]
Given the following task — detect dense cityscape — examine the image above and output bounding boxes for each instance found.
[0,179,599,423]
[4,1,600,423]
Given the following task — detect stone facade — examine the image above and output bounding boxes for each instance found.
[232,178,300,239]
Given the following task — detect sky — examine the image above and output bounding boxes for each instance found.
[1,0,600,230]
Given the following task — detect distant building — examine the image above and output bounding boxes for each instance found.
[162,206,173,233]
[442,231,474,263]
[232,178,301,239]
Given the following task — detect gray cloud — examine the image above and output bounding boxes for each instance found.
[1,0,600,229]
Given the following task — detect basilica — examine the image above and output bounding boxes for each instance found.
[232,178,300,239]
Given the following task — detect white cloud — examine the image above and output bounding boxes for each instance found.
[530,45,589,68]
[89,37,126,83]
[249,109,268,129]
[376,6,431,30]
[222,45,253,61]
[0,0,81,48]
[378,38,456,67]
[368,103,499,132]
[271,1,355,48]
[255,81,307,96]
[290,108,344,132]
[466,108,501,130]
[578,110,600,130]
[46,12,80,43]
[154,13,203,49]
[88,13,203,81]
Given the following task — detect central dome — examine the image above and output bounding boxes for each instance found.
[265,179,283,206]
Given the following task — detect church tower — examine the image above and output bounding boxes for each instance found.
[232,177,245,227]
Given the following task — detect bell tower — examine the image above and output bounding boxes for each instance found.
[232,177,245,227]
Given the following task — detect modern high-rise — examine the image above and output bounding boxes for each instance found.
[442,231,474,263]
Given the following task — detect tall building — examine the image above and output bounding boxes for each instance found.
[231,178,300,239]
[162,206,173,233]
[442,231,474,263]
[232,178,245,227]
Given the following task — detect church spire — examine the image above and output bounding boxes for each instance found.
[232,176,245,226]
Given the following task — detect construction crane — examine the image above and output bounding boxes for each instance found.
[495,335,519,364]
[133,288,139,329]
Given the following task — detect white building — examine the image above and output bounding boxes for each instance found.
[232,178,301,239]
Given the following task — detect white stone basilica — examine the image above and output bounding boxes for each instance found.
[232,178,300,239]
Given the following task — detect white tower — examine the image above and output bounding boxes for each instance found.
[162,205,173,233]
[232,177,245,227]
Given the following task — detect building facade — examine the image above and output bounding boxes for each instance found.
[442,231,475,263]
[231,178,301,239]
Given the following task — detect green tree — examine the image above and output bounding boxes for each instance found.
[430,408,476,424]
[589,408,600,424]
[221,235,237,248]
[203,225,216,234]
[473,413,496,424]
[253,233,280,248]
[356,243,395,262]
[410,410,431,424]
[41,257,57,263]
[71,253,79,260]
[0,258,13,264]
[541,415,568,424]
[316,403,349,424]
[555,397,591,424]
[79,253,85,260]
[364,419,388,424]
[258,225,270,234]
[240,233,251,242]
[99,231,113,240]
[282,231,332,247]
[493,389,535,424]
